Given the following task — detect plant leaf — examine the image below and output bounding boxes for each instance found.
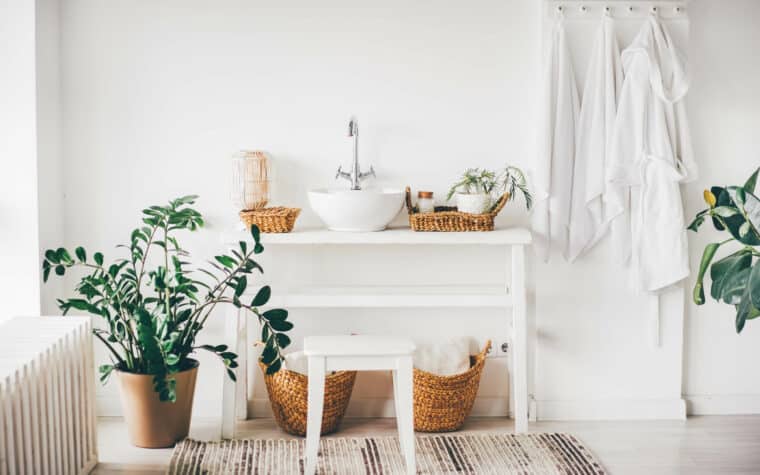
[749,260,760,309]
[94,252,104,266]
[251,285,271,306]
[744,167,759,194]
[710,249,752,302]
[262,308,287,321]
[234,276,247,297]
[693,242,721,305]
[269,319,293,331]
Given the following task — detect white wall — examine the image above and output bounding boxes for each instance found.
[36,0,64,315]
[0,1,41,323]
[49,0,760,419]
[683,0,760,414]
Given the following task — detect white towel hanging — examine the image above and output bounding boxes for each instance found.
[567,11,626,262]
[531,12,580,262]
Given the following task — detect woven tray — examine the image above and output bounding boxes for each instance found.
[239,207,301,233]
[405,187,508,232]
[413,341,491,432]
[259,362,357,436]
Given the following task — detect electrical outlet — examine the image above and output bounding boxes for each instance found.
[486,340,509,358]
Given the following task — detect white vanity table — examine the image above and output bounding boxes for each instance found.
[220,227,532,438]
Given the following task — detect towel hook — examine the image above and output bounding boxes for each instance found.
[627,5,634,13]
[556,4,564,13]
[674,6,683,14]
[651,6,658,14]
[579,5,587,13]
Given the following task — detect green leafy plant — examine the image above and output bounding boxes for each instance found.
[446,166,532,210]
[688,167,760,333]
[42,195,292,401]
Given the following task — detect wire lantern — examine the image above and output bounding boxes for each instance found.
[232,150,271,211]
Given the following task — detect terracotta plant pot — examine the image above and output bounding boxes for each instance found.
[116,360,199,448]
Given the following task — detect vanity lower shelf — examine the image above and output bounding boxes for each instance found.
[267,285,511,308]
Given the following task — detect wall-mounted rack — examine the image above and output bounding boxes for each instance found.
[546,1,690,19]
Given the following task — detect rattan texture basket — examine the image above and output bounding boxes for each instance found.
[405,187,508,232]
[239,207,301,233]
[259,362,357,436]
[413,340,491,432]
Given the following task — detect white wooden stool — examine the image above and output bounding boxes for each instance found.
[303,335,416,475]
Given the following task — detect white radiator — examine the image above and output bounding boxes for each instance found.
[0,317,98,475]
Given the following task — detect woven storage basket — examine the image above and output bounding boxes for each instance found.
[413,340,491,432]
[405,187,508,232]
[259,362,357,436]
[239,207,301,233]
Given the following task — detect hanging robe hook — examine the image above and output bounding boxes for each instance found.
[651,6,658,15]
[628,5,634,13]
[579,5,587,13]
[556,4,564,13]
[604,5,612,16]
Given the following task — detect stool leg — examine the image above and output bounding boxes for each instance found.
[305,356,326,475]
[392,369,406,451]
[396,357,415,475]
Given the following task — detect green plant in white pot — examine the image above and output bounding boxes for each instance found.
[446,166,532,214]
[42,196,292,448]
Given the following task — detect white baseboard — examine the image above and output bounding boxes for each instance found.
[534,398,687,420]
[685,394,760,415]
[250,397,512,419]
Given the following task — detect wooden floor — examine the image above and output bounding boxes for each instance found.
[94,415,760,474]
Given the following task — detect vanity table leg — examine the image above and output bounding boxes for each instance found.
[512,245,528,433]
[221,307,246,439]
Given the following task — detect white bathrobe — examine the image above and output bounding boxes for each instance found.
[608,15,698,292]
[532,15,579,262]
[567,14,625,262]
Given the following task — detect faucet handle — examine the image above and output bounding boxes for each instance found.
[336,165,351,181]
[359,165,376,181]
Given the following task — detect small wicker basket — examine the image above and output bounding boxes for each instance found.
[413,340,491,432]
[405,187,508,232]
[240,207,301,233]
[259,362,357,436]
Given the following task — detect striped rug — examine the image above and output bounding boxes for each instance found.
[169,433,606,474]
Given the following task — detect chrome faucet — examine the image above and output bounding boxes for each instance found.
[336,116,375,190]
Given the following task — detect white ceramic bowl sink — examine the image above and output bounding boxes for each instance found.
[308,188,405,232]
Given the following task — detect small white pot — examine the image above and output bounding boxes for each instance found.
[456,192,491,214]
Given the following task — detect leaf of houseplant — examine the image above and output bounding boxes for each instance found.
[710,186,729,230]
[694,242,721,305]
[718,266,751,305]
[251,285,271,306]
[745,167,759,194]
[749,260,760,309]
[710,249,752,302]
[726,187,760,245]
[262,308,287,321]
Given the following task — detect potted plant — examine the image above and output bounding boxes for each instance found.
[446,166,532,214]
[688,167,760,333]
[42,195,292,448]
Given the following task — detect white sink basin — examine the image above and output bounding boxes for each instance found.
[308,188,405,232]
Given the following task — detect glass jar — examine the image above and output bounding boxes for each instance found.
[417,191,435,213]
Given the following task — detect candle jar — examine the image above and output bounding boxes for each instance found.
[231,150,271,211]
[417,191,435,213]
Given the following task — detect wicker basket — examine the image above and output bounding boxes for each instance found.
[239,207,301,233]
[259,362,357,436]
[405,187,508,232]
[413,340,491,432]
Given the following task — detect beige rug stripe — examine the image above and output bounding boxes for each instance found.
[170,433,605,474]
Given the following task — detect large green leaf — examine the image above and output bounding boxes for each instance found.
[744,167,759,194]
[710,249,752,302]
[694,242,721,305]
[726,187,760,245]
[749,260,760,309]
